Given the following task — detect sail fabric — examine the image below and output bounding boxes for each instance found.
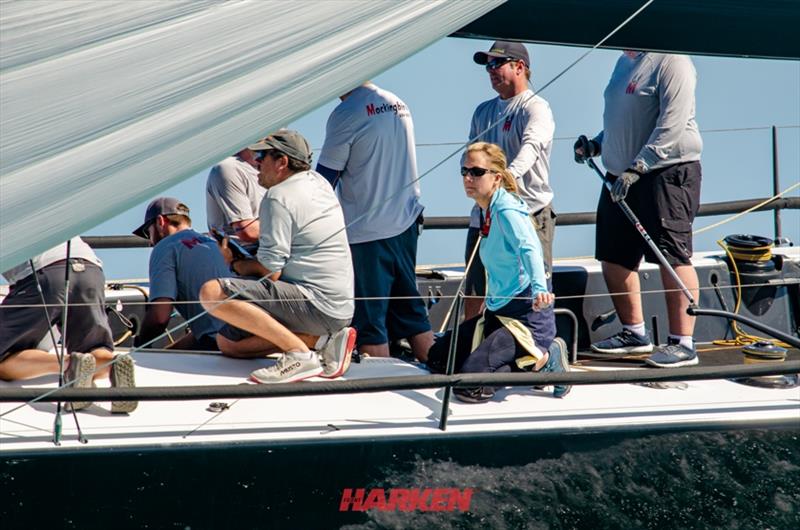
[0,0,503,270]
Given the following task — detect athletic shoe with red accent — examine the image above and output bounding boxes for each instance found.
[319,327,356,379]
[250,351,323,384]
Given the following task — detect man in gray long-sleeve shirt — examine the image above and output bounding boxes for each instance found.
[465,40,556,319]
[575,51,703,368]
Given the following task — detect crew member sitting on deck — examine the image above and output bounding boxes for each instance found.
[205,148,264,251]
[0,237,137,413]
[132,197,230,351]
[200,130,357,384]
[425,142,570,403]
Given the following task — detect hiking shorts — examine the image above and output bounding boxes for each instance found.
[217,277,348,339]
[0,260,114,362]
[350,221,431,346]
[596,161,702,270]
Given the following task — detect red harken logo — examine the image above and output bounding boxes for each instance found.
[339,487,474,512]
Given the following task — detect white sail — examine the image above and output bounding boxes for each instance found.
[0,0,503,270]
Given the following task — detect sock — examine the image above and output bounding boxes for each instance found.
[623,322,646,337]
[669,335,694,350]
[314,335,329,350]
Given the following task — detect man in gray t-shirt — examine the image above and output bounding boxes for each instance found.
[206,150,264,245]
[200,130,356,385]
[574,51,703,369]
[133,197,230,351]
[317,83,432,361]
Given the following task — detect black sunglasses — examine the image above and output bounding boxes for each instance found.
[253,149,281,163]
[461,166,492,178]
[485,57,515,71]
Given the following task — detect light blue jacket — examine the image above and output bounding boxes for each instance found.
[479,187,548,312]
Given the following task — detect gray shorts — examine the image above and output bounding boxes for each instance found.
[0,260,114,362]
[216,276,349,341]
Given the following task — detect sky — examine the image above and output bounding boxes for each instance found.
[86,37,800,279]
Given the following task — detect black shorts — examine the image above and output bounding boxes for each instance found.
[0,260,114,362]
[596,161,702,270]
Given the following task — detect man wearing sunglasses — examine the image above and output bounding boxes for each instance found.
[200,130,356,384]
[465,41,557,320]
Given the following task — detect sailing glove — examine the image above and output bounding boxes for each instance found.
[610,169,641,202]
[573,135,600,163]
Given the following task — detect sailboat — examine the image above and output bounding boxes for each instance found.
[1,1,798,527]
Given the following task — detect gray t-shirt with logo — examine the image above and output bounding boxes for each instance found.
[318,84,423,244]
[256,170,354,321]
[469,89,555,226]
[149,229,230,340]
[206,156,265,236]
[595,52,703,176]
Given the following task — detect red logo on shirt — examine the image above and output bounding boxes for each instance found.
[180,237,202,249]
[502,116,513,132]
[625,82,638,94]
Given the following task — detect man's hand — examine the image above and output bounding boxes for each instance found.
[573,135,600,164]
[610,169,641,202]
[217,237,234,265]
[532,291,555,312]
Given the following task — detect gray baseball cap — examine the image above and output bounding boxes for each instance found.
[132,197,190,239]
[473,40,530,67]
[248,129,312,165]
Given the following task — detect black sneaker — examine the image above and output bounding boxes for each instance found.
[591,329,653,354]
[544,338,571,398]
[645,338,698,368]
[453,387,495,404]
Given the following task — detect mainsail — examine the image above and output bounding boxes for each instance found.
[0,0,503,270]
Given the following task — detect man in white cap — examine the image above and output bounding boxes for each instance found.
[465,40,557,319]
[200,130,356,383]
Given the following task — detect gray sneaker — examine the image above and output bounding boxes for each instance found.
[110,354,137,414]
[65,352,96,411]
[319,327,356,379]
[645,339,698,368]
[250,351,323,384]
[545,337,572,398]
[591,329,653,354]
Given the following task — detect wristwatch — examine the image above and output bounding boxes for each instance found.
[631,159,647,175]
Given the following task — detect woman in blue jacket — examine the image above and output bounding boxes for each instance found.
[426,142,570,403]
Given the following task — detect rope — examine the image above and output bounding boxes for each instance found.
[692,182,800,235]
[711,238,792,349]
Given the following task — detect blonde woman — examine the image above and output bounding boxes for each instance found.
[426,142,570,403]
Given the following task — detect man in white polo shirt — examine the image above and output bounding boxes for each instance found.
[317,82,433,360]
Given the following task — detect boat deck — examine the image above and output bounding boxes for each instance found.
[2,349,798,454]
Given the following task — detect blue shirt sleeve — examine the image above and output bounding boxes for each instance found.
[495,209,548,295]
[148,242,178,301]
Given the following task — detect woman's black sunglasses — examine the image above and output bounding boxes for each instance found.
[461,166,491,178]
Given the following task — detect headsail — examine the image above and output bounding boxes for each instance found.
[0,0,503,270]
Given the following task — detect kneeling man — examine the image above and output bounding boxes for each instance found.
[200,130,356,383]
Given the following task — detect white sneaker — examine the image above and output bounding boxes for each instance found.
[249,351,323,384]
[319,327,356,379]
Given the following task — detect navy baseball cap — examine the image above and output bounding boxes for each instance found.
[473,41,530,67]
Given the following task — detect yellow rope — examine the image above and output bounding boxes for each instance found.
[693,181,800,235]
[712,238,791,349]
